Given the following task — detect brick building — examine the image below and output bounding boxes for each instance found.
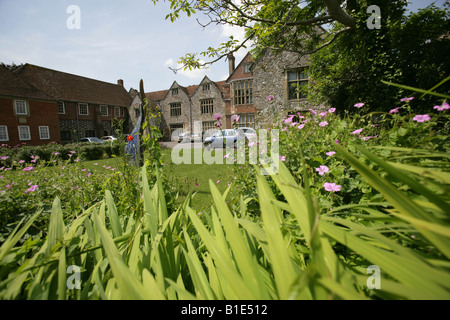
[0,64,132,146]
[0,65,60,146]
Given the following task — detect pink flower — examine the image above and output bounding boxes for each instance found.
[309,109,317,115]
[284,115,294,124]
[213,113,222,121]
[297,124,305,130]
[324,182,341,192]
[25,184,39,194]
[279,155,286,162]
[0,156,8,160]
[389,107,401,114]
[266,95,274,102]
[413,114,431,122]
[361,136,373,141]
[434,102,449,111]
[93,163,98,165]
[23,166,34,172]
[400,97,414,102]
[215,121,222,128]
[352,128,363,135]
[231,114,240,123]
[316,165,329,176]
[319,121,328,127]
[216,180,220,184]
[326,151,336,156]
[290,122,298,127]
[335,139,340,145]
[319,112,328,117]
[328,108,336,113]
[70,150,76,154]
[18,160,25,164]
[224,153,231,158]
[354,103,365,108]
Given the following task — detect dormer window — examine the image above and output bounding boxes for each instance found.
[202,83,210,91]
[243,63,253,74]
[172,88,178,95]
[15,100,28,115]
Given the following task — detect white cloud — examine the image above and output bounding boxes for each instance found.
[221,23,253,61]
[164,58,174,66]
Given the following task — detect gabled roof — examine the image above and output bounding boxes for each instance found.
[145,89,168,101]
[14,64,131,106]
[225,52,254,83]
[190,76,227,96]
[145,78,227,101]
[0,65,53,101]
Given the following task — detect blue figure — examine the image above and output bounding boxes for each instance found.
[125,101,143,166]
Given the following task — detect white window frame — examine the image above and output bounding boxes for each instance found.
[15,100,28,115]
[0,126,9,141]
[39,126,50,140]
[100,105,108,116]
[114,106,120,117]
[57,101,65,114]
[78,103,89,115]
[18,126,31,141]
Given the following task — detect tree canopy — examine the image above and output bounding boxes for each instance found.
[153,0,450,112]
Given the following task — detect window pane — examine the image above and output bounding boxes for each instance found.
[39,126,50,140]
[58,101,65,114]
[15,100,27,115]
[287,72,298,81]
[18,126,30,140]
[0,126,8,141]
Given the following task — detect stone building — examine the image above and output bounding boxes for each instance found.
[252,49,318,128]
[145,49,325,140]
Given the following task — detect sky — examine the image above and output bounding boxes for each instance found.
[0,0,447,93]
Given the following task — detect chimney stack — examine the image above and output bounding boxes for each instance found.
[228,53,235,76]
[117,79,124,87]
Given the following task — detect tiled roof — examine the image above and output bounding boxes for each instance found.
[0,65,52,101]
[145,80,227,100]
[14,64,132,106]
[145,89,168,101]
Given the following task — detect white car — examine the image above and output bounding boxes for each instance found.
[204,129,242,149]
[237,127,257,141]
[101,135,118,142]
[178,132,190,143]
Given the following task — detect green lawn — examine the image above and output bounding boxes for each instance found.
[160,148,239,212]
[80,148,240,212]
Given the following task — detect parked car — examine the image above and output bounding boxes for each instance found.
[190,132,202,142]
[80,137,104,143]
[237,127,257,142]
[101,135,118,142]
[204,129,243,149]
[178,132,190,143]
